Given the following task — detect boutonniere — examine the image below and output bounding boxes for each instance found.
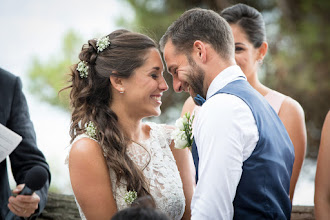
[172,112,194,149]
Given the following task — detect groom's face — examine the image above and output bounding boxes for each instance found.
[163,41,205,99]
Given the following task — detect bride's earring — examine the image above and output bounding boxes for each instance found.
[119,88,124,94]
[257,59,263,65]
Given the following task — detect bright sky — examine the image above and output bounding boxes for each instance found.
[0,0,133,79]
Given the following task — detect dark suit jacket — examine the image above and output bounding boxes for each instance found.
[0,68,51,219]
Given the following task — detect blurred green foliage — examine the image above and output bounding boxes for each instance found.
[27,0,330,157]
[28,30,83,110]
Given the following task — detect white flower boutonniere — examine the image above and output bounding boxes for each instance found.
[172,112,194,149]
[124,190,137,205]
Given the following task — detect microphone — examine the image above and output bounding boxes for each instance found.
[5,166,48,220]
[19,166,48,195]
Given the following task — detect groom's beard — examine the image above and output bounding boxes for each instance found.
[186,55,206,100]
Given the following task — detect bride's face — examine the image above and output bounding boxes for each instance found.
[122,48,168,118]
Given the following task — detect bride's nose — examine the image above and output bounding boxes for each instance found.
[159,76,168,92]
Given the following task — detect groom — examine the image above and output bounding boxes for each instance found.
[160,8,295,219]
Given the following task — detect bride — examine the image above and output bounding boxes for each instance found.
[64,29,195,220]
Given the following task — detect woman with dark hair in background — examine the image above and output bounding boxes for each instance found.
[181,3,307,202]
[64,29,195,220]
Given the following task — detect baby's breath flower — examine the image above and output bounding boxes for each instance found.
[124,190,137,205]
[96,36,110,53]
[76,61,89,78]
[85,121,97,139]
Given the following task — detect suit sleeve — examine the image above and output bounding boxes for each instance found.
[8,76,51,219]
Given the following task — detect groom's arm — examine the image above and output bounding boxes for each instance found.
[191,94,258,220]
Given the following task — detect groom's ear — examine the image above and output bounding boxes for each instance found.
[193,40,207,63]
[110,73,125,93]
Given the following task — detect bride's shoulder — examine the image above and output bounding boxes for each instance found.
[72,134,98,145]
[67,135,103,163]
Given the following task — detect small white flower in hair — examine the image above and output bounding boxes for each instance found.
[96,36,111,53]
[124,190,137,205]
[85,121,97,139]
[76,61,89,78]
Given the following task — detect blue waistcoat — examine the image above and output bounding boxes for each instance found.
[192,80,294,219]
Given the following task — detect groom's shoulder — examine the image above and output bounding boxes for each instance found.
[201,94,254,121]
[205,93,249,110]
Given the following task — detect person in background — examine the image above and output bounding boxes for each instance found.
[181,3,307,202]
[65,29,195,220]
[314,110,330,220]
[0,67,51,219]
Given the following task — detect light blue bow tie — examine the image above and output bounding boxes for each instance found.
[194,94,206,106]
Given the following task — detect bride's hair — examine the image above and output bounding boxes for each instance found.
[64,29,156,200]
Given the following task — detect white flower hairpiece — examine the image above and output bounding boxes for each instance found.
[124,190,137,205]
[76,61,89,78]
[172,112,194,149]
[96,36,110,53]
[85,121,97,139]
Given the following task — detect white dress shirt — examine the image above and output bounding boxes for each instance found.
[191,65,259,220]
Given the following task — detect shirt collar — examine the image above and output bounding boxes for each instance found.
[206,65,246,99]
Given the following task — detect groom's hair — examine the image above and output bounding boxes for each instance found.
[160,8,234,61]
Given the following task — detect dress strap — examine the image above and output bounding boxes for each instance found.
[264,90,286,114]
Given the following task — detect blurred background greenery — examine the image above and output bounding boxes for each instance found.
[27,0,330,158]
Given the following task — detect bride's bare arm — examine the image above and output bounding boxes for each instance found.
[69,138,117,220]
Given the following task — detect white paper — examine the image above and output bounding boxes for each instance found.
[0,123,22,162]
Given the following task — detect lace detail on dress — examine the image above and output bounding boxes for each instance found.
[67,123,185,220]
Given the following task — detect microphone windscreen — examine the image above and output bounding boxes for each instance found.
[24,166,48,191]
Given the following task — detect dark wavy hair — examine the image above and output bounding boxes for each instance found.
[220,3,266,48]
[63,29,157,201]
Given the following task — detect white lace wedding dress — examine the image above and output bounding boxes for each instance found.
[67,122,186,220]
